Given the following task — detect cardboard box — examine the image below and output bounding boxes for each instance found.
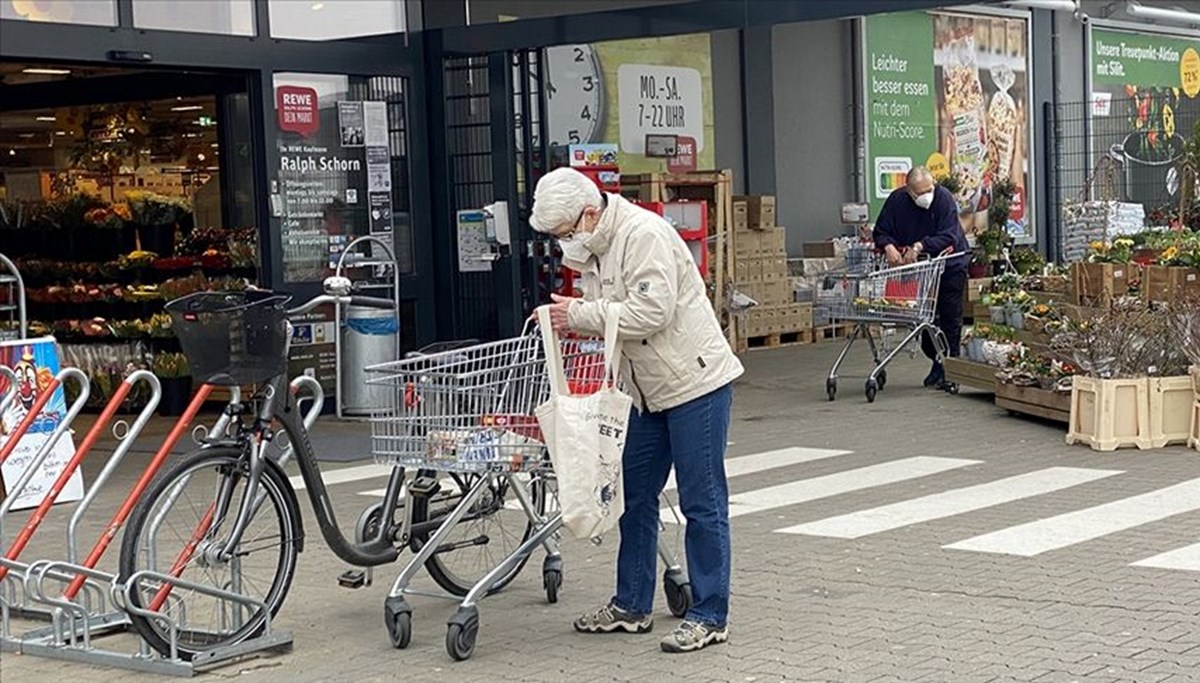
[731,201,749,232]
[734,195,776,229]
[801,241,837,258]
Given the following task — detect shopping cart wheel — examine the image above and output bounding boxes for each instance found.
[446,607,480,661]
[543,555,563,603]
[945,382,960,395]
[384,597,413,649]
[865,379,878,403]
[826,378,837,401]
[876,369,888,390]
[663,568,693,618]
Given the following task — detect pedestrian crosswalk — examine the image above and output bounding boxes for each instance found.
[333,447,1200,575]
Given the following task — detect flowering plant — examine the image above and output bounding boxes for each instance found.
[124,190,191,226]
[1087,238,1135,264]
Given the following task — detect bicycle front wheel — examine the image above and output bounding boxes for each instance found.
[118,447,301,660]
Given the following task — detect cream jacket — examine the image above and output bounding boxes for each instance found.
[566,194,743,412]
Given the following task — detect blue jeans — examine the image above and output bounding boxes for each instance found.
[612,383,733,627]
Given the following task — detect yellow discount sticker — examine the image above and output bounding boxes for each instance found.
[926,152,950,180]
[1182,47,1200,98]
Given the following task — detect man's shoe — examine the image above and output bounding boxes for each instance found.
[574,603,653,634]
[660,620,729,653]
[923,362,945,387]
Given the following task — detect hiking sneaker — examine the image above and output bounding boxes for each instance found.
[923,362,945,387]
[660,620,729,653]
[574,603,653,634]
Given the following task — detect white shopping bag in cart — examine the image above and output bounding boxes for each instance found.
[535,304,631,543]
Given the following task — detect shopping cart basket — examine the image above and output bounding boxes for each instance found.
[819,251,968,402]
[366,323,691,660]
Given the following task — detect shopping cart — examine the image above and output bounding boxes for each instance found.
[820,251,968,402]
[368,323,691,661]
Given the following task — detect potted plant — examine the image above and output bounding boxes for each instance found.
[153,352,193,417]
[124,190,191,257]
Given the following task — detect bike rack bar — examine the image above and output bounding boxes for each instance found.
[0,367,16,423]
[63,383,214,600]
[0,372,158,580]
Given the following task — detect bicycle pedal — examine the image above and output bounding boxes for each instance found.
[338,569,371,589]
[408,475,441,497]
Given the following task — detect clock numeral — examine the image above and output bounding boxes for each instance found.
[582,76,595,92]
[573,47,585,63]
[581,105,592,121]
[568,130,581,144]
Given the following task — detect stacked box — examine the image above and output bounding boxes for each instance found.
[733,195,776,230]
[744,303,813,337]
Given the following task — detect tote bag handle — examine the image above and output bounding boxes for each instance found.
[537,302,621,398]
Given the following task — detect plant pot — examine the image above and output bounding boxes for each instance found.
[158,376,194,417]
[133,222,176,257]
[968,262,989,279]
[990,306,1007,324]
[968,338,985,363]
[991,259,1008,277]
[1006,307,1025,330]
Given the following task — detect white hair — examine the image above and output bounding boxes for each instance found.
[530,167,602,233]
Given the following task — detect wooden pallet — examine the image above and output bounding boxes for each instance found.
[743,329,813,350]
[995,381,1071,423]
[812,324,852,342]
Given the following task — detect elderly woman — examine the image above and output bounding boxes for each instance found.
[531,167,743,653]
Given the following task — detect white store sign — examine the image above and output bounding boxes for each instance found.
[617,64,704,155]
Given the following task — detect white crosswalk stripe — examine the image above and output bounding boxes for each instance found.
[723,456,979,520]
[776,467,1122,539]
[1132,542,1200,572]
[944,477,1200,557]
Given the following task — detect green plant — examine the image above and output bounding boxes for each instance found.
[1010,246,1045,276]
[937,174,963,197]
[152,352,190,378]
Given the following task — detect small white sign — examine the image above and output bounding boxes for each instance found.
[617,64,704,155]
[1091,92,1112,117]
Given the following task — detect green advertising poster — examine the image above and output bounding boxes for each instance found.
[1090,27,1200,213]
[864,10,1032,241]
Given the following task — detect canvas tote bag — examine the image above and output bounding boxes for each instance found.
[535,304,632,542]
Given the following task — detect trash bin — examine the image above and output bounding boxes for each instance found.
[341,306,398,415]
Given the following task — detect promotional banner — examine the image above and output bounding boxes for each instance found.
[0,337,84,511]
[864,10,1031,241]
[540,34,714,175]
[1090,27,1200,211]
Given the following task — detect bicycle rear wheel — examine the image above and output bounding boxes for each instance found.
[411,470,551,597]
[118,447,301,660]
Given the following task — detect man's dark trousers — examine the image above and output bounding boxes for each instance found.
[921,269,967,362]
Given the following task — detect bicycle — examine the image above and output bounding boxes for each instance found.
[116,284,551,660]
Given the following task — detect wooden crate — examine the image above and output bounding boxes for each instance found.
[813,324,853,343]
[1142,266,1200,305]
[1066,376,1150,451]
[1147,376,1193,448]
[944,357,997,392]
[1070,262,1136,307]
[995,381,1072,424]
[743,329,812,350]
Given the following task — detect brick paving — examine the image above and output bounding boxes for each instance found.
[3,342,1200,682]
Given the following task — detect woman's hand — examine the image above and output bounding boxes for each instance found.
[548,293,576,334]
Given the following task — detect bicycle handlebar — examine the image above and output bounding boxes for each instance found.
[288,294,395,316]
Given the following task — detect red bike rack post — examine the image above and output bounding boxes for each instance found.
[63,383,214,600]
[0,371,159,581]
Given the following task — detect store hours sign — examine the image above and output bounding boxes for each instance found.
[617,64,704,155]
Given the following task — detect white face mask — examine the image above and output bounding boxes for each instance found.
[559,234,593,263]
[914,191,935,210]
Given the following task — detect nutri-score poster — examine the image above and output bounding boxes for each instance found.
[864,9,1031,242]
[0,337,84,511]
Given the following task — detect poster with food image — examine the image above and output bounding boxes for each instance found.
[1089,27,1200,214]
[864,10,1031,242]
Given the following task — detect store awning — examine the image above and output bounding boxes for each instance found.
[440,0,998,54]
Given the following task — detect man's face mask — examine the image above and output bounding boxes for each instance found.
[913,190,934,210]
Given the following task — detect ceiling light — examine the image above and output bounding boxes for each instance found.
[35,116,57,122]
[1125,1,1200,26]
[171,105,203,112]
[8,150,15,156]
[197,153,206,161]
[312,3,325,10]
[18,133,34,139]
[22,67,71,75]
[55,131,66,136]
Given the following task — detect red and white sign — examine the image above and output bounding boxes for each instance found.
[1010,185,1026,223]
[668,136,697,173]
[276,86,319,136]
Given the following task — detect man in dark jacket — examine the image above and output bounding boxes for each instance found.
[873,166,971,389]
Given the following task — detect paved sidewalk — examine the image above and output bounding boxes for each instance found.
[3,342,1200,682]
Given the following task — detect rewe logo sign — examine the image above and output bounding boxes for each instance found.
[277,86,319,136]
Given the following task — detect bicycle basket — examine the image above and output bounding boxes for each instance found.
[166,290,292,386]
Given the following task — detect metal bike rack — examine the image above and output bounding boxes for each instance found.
[0,380,316,676]
[0,252,26,340]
